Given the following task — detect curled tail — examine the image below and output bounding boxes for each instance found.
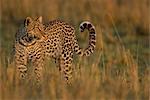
[74,21,96,56]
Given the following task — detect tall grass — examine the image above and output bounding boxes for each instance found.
[1,0,149,100]
[1,33,149,100]
[1,26,149,99]
[2,38,149,100]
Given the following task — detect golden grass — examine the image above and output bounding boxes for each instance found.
[1,28,149,99]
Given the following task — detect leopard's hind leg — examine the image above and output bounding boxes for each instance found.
[59,49,73,85]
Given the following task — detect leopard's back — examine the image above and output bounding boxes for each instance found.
[44,19,96,57]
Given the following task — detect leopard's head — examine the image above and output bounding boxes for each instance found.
[24,16,46,41]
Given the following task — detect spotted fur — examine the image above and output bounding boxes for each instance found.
[14,16,96,85]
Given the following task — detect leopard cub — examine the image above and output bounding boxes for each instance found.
[14,16,96,85]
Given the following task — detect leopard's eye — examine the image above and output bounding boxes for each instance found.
[34,35,37,38]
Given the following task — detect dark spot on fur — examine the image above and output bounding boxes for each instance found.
[64,53,67,57]
[91,41,96,45]
[90,32,95,35]
[65,69,69,72]
[90,35,95,40]
[83,23,87,28]
[88,24,92,29]
[78,51,81,55]
[66,57,69,60]
[80,26,84,30]
[65,77,69,80]
[54,43,56,46]
[90,28,95,32]
[20,55,23,57]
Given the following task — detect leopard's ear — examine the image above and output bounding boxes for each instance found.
[24,17,32,26]
[37,16,42,23]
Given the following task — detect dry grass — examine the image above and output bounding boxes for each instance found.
[1,0,149,100]
[1,29,149,99]
[2,39,149,100]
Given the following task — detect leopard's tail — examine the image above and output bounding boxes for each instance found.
[74,21,96,56]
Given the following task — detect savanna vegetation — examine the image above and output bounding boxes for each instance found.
[0,0,149,100]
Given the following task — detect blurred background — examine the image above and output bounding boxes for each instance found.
[1,0,149,59]
[0,0,150,99]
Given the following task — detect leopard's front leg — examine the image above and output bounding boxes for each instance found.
[15,46,28,85]
[31,50,45,86]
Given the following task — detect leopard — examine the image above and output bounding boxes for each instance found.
[14,16,96,85]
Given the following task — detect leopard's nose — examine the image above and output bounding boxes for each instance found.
[29,36,33,41]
